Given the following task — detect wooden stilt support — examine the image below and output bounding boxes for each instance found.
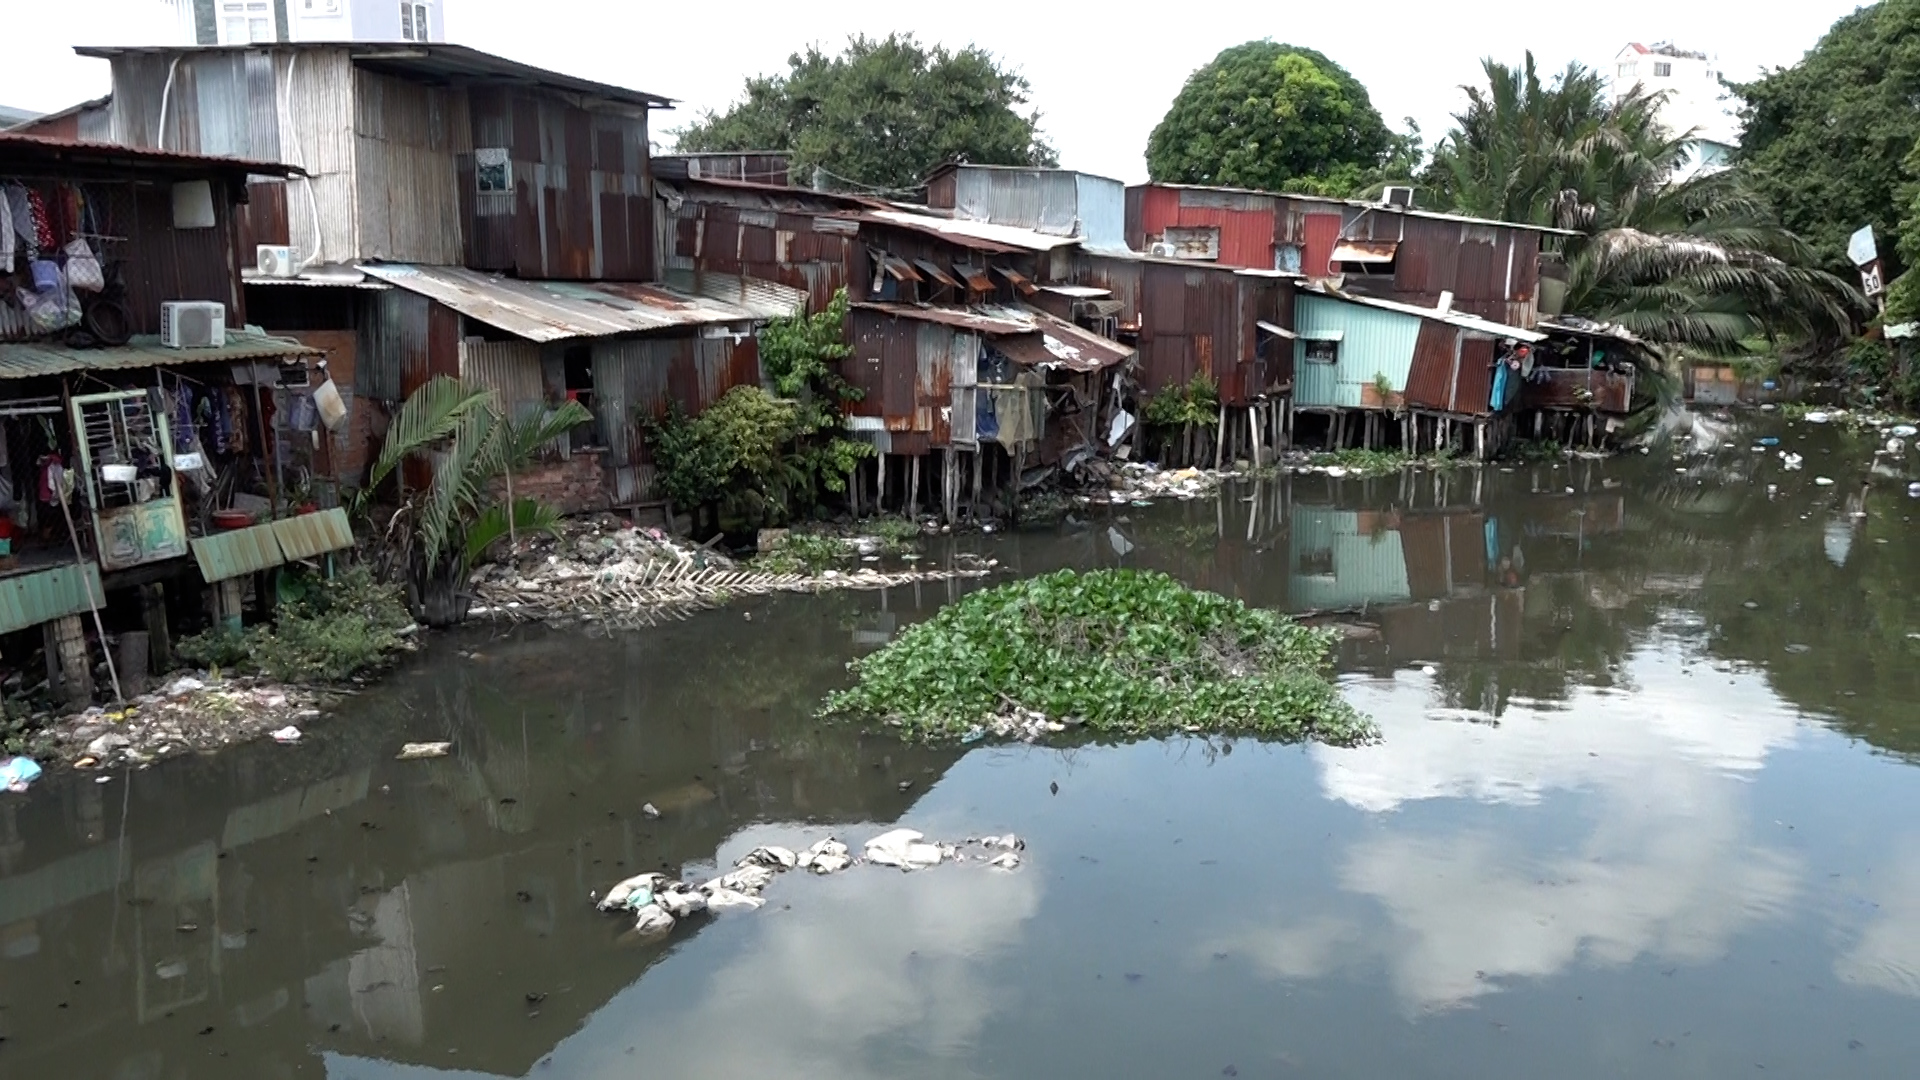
[971,450,984,520]
[46,616,93,708]
[908,455,921,520]
[877,453,889,514]
[141,583,171,674]
[1214,405,1227,470]
[1248,406,1260,469]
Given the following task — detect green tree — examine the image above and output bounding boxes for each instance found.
[673,34,1055,193]
[1732,0,1920,276]
[366,378,590,624]
[1428,53,1862,356]
[1146,42,1399,197]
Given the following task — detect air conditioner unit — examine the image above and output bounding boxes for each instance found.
[1147,242,1177,258]
[1382,186,1416,208]
[256,245,297,278]
[160,302,227,349]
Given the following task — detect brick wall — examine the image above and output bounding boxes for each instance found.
[491,449,609,516]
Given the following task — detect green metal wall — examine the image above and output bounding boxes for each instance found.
[0,563,105,636]
[1292,295,1421,409]
[1289,507,1411,611]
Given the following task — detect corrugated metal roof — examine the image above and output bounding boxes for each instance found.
[0,562,104,636]
[0,131,302,178]
[1137,182,1581,236]
[1301,286,1546,343]
[242,268,393,290]
[272,508,355,561]
[191,522,285,583]
[75,43,672,109]
[913,260,961,289]
[660,269,806,320]
[1039,285,1113,299]
[360,265,763,342]
[0,331,322,381]
[863,209,1083,253]
[853,302,1133,372]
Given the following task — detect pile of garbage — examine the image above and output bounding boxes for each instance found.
[468,515,991,629]
[960,706,1071,744]
[596,829,1025,937]
[40,673,335,771]
[1085,463,1230,505]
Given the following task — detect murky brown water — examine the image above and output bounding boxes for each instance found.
[6,413,1920,1078]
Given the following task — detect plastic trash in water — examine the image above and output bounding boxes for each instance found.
[988,852,1022,871]
[865,828,945,870]
[705,888,767,911]
[396,742,451,760]
[1894,425,1919,439]
[1759,437,1780,446]
[270,726,302,744]
[1781,453,1804,470]
[1815,476,1835,486]
[1,757,42,793]
[796,838,852,874]
[598,872,662,912]
[1908,482,1920,498]
[631,903,676,936]
[739,846,798,871]
[961,726,986,744]
[1888,438,1907,456]
[709,865,776,894]
[641,802,661,818]
[1805,411,1832,424]
[1763,380,1778,390]
[655,885,708,918]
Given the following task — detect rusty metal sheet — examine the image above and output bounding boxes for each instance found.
[881,256,924,282]
[913,260,961,289]
[1519,368,1636,414]
[1332,239,1399,264]
[993,267,1039,296]
[0,331,319,381]
[1455,336,1496,416]
[862,209,1079,253]
[361,265,761,341]
[272,508,355,561]
[955,266,995,293]
[1404,321,1463,412]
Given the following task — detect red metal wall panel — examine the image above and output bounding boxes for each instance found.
[1455,336,1496,417]
[1405,321,1462,412]
[1302,213,1342,279]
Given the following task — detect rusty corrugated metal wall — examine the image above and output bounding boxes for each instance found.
[1520,368,1634,414]
[459,340,547,420]
[459,86,651,281]
[1068,253,1285,405]
[1455,336,1496,416]
[669,202,855,313]
[353,67,467,266]
[1340,215,1541,328]
[1404,320,1464,412]
[589,331,758,501]
[1129,185,1281,268]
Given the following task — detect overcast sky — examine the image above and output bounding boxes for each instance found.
[2,1,1869,184]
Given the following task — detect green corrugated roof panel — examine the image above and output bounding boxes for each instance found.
[191,523,286,583]
[0,562,105,635]
[0,330,322,382]
[271,508,354,561]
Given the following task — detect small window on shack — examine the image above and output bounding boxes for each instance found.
[476,149,511,194]
[1652,62,1672,78]
[401,2,431,41]
[1618,62,1638,79]
[1303,336,1341,365]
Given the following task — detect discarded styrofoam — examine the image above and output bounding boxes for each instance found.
[595,830,1027,939]
[864,828,945,870]
[270,726,302,744]
[396,741,452,760]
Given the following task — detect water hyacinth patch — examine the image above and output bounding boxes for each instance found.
[821,569,1373,745]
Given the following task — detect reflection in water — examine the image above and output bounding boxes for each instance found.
[8,418,1920,1077]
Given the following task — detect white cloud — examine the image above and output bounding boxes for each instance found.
[1207,650,1806,1012]
[1834,840,1920,998]
[2,2,1868,185]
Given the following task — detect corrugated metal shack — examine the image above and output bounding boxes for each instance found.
[73,42,671,279]
[1126,183,1569,329]
[924,164,1130,252]
[360,264,802,506]
[1291,289,1544,458]
[844,302,1133,523]
[659,176,1078,315]
[1517,318,1644,447]
[1068,251,1296,466]
[0,136,339,701]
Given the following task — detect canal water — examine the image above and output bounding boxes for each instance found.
[5,415,1920,1078]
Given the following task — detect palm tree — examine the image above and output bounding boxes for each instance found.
[1428,54,1865,357]
[365,376,591,624]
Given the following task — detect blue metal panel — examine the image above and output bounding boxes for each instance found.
[1291,295,1421,408]
[1290,507,1411,611]
[1074,173,1129,251]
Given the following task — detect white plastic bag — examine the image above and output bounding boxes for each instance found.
[65,239,104,293]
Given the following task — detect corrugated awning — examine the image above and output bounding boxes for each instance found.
[0,562,103,635]
[879,256,922,282]
[994,267,1039,296]
[913,260,961,289]
[1331,239,1400,264]
[272,508,354,562]
[660,269,806,319]
[1256,320,1297,339]
[361,265,763,342]
[955,266,995,292]
[0,330,320,382]
[855,302,1133,373]
[191,508,354,584]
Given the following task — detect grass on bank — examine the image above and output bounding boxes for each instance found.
[176,565,414,684]
[821,569,1373,745]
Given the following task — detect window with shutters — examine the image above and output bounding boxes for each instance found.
[219,1,275,43]
[1653,62,1672,77]
[401,2,431,41]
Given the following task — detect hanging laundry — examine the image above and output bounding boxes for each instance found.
[0,185,13,274]
[6,183,36,261]
[25,189,54,253]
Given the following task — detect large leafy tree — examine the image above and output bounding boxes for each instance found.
[1732,0,1920,278]
[1428,53,1862,356]
[1146,42,1405,197]
[673,34,1055,192]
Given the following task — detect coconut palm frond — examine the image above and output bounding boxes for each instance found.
[369,375,497,494]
